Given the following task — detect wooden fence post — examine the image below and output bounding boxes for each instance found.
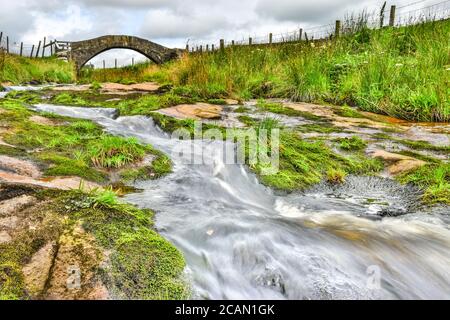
[103,60,105,69]
[42,37,46,57]
[132,57,134,66]
[206,44,209,52]
[6,36,9,53]
[200,45,203,53]
[212,44,215,51]
[0,32,3,46]
[185,44,189,52]
[20,42,23,56]
[220,39,224,51]
[231,40,235,46]
[35,41,41,58]
[269,33,273,44]
[249,37,252,45]
[380,2,386,28]
[30,45,34,58]
[115,58,117,68]
[335,20,341,37]
[389,5,396,27]
[299,28,303,41]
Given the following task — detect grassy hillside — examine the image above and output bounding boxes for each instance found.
[79,62,157,84]
[117,19,448,122]
[0,51,75,84]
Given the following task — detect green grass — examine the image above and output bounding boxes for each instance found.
[336,136,367,151]
[373,132,450,152]
[138,19,449,122]
[51,93,88,105]
[0,52,75,84]
[120,149,172,182]
[88,136,148,168]
[256,99,324,121]
[0,99,158,182]
[397,162,450,205]
[334,105,365,118]
[0,187,188,300]
[78,62,160,84]
[64,189,188,299]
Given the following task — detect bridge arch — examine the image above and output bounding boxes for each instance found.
[67,35,180,71]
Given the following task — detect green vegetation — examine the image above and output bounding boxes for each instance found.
[334,105,365,118]
[88,136,148,168]
[48,90,194,116]
[120,148,172,182]
[336,136,367,151]
[64,189,188,299]
[373,132,450,152]
[0,97,184,300]
[0,52,75,84]
[136,19,449,122]
[398,162,450,205]
[51,92,88,105]
[78,62,159,84]
[0,99,168,182]
[247,130,383,191]
[0,187,188,300]
[256,99,324,121]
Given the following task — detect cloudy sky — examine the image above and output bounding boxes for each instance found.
[0,0,445,67]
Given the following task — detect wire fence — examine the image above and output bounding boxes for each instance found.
[188,0,450,52]
[0,33,58,58]
[1,0,449,58]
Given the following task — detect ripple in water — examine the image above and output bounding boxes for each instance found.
[32,103,450,300]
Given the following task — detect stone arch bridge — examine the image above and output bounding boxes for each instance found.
[56,35,181,71]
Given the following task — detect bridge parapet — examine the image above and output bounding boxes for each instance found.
[60,35,180,71]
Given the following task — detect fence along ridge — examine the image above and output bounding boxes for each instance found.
[187,0,450,52]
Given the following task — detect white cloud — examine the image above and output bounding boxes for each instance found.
[22,5,94,43]
[139,9,232,40]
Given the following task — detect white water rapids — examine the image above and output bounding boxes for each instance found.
[30,103,450,300]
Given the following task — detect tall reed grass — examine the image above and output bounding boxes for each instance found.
[148,19,449,122]
[0,52,75,84]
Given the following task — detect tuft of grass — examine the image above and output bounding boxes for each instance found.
[51,93,88,106]
[334,105,365,118]
[397,162,450,205]
[90,81,102,91]
[327,168,347,184]
[88,136,149,168]
[336,136,367,151]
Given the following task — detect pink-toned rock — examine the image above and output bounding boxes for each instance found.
[0,155,41,178]
[370,149,426,175]
[0,171,100,192]
[0,195,36,217]
[224,99,239,105]
[22,242,57,297]
[29,115,60,126]
[45,225,109,300]
[0,230,12,243]
[159,103,222,120]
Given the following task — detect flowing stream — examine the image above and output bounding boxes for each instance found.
[32,103,450,300]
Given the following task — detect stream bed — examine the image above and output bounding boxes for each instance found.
[32,103,450,300]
